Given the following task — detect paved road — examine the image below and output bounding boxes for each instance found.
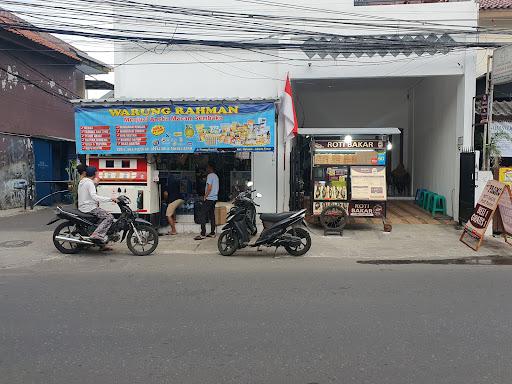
[2,248,512,384]
[1,210,512,383]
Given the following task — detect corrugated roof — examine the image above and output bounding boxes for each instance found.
[480,0,512,10]
[476,100,512,117]
[0,9,80,61]
[72,97,278,105]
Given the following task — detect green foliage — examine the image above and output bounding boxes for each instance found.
[65,159,80,207]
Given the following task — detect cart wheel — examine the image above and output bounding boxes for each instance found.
[320,205,347,231]
[383,223,392,232]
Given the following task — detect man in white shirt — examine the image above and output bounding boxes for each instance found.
[195,161,219,240]
[78,166,117,243]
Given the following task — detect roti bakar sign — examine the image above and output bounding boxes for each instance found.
[460,180,512,250]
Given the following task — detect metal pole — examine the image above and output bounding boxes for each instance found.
[483,54,492,171]
[488,63,495,171]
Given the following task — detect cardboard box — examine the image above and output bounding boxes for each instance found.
[215,205,228,225]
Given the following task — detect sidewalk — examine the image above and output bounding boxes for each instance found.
[157,222,512,259]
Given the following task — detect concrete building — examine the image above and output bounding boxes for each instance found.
[106,0,478,220]
[0,9,109,209]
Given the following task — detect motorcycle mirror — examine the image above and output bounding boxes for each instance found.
[246,181,254,187]
[256,193,262,198]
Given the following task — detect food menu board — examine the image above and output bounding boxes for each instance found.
[116,125,147,147]
[313,167,348,201]
[79,125,111,151]
[75,103,275,154]
[350,166,387,201]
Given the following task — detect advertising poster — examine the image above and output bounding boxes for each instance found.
[75,103,275,154]
[350,166,387,201]
[460,180,506,250]
[499,167,512,187]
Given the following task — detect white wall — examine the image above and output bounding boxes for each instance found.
[113,0,478,214]
[293,78,411,173]
[412,76,460,218]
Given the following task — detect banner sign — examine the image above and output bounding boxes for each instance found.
[460,180,512,251]
[313,140,386,150]
[350,166,387,201]
[348,201,385,217]
[75,103,275,154]
[492,45,512,85]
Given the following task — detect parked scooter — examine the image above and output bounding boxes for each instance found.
[48,195,159,256]
[217,184,311,257]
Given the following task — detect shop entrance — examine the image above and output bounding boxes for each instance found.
[290,76,466,220]
[156,152,251,217]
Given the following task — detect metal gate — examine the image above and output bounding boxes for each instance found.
[459,151,476,225]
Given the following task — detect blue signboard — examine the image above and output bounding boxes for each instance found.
[75,102,275,154]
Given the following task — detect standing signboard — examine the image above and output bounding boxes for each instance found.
[460,180,512,250]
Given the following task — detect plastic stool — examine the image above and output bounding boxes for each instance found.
[432,194,447,217]
[415,188,426,206]
[416,189,427,206]
[422,191,435,210]
[425,192,437,213]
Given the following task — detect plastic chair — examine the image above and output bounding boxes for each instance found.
[422,191,435,210]
[415,188,426,206]
[432,195,447,217]
[416,189,427,206]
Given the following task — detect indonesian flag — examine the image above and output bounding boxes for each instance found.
[282,74,298,142]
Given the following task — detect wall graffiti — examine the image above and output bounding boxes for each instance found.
[0,134,34,209]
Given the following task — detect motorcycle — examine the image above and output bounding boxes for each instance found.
[217,187,311,257]
[48,195,159,256]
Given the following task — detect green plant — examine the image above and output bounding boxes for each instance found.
[65,159,80,207]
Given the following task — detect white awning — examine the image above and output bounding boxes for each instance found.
[298,127,401,135]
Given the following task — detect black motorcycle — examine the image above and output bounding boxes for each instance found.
[48,195,159,256]
[217,190,311,257]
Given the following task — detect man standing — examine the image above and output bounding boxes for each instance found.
[195,161,219,240]
[78,166,117,243]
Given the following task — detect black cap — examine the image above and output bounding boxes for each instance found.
[76,163,87,174]
[85,166,97,177]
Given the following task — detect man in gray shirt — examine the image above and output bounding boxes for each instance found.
[195,161,219,240]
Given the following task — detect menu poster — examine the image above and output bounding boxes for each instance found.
[460,180,507,251]
[350,166,387,201]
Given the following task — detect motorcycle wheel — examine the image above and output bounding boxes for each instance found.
[127,224,159,256]
[53,221,82,254]
[284,227,311,257]
[218,230,239,256]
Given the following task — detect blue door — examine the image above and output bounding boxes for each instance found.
[33,139,53,205]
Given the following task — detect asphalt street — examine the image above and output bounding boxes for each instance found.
[1,210,512,383]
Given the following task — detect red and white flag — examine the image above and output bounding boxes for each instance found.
[281,74,298,142]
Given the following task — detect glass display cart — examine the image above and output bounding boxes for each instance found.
[310,136,392,235]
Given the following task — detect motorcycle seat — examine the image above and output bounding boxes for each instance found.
[60,207,98,221]
[259,212,296,223]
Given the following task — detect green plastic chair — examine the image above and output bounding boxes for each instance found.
[432,195,447,217]
[417,189,428,207]
[422,191,435,210]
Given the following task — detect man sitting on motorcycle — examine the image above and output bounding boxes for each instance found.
[78,166,117,243]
